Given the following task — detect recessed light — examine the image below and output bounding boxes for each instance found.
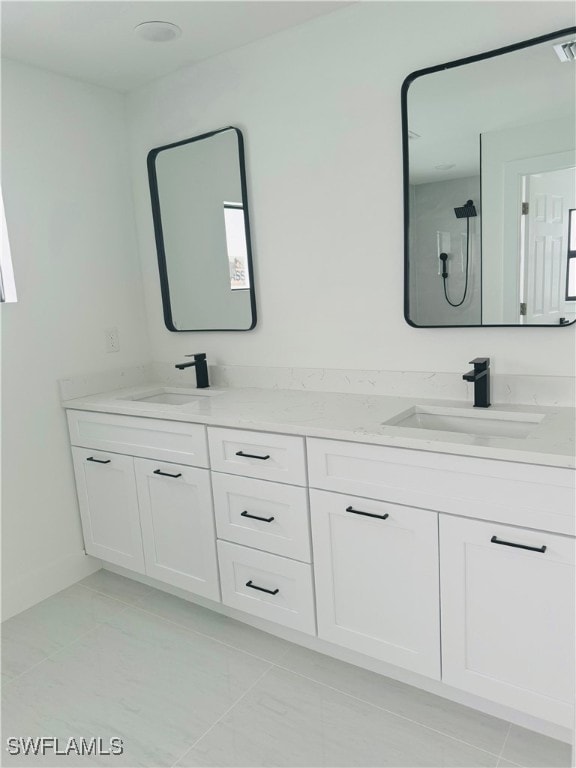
[134,21,182,43]
[435,163,456,171]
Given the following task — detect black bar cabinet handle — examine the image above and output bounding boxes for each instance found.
[490,535,546,553]
[241,510,275,523]
[86,457,111,464]
[153,469,182,479]
[245,580,279,596]
[235,450,271,460]
[346,505,389,520]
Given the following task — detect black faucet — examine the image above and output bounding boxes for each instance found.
[462,357,491,408]
[175,353,209,388]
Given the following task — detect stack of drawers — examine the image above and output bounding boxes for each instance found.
[208,427,315,634]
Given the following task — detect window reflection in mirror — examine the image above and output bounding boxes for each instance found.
[403,28,576,327]
[223,203,250,291]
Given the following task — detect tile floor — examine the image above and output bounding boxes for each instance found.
[1,570,572,767]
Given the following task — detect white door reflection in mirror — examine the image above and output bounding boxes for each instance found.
[567,209,576,300]
[521,166,575,325]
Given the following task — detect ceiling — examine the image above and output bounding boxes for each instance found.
[0,1,351,92]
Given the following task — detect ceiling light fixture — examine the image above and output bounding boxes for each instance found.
[134,21,182,43]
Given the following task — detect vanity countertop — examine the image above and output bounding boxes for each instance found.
[61,383,576,469]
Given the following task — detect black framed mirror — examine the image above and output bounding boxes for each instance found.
[148,126,256,332]
[402,28,576,327]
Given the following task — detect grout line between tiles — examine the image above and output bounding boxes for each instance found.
[271,661,506,763]
[498,723,512,760]
[170,663,275,768]
[75,579,154,607]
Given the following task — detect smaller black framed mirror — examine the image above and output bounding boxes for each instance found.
[148,126,257,332]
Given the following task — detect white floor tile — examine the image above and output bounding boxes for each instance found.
[501,725,572,768]
[2,585,128,679]
[2,576,569,768]
[3,606,270,767]
[177,666,500,767]
[135,589,293,663]
[279,645,509,755]
[78,570,154,605]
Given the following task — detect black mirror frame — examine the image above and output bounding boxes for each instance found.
[147,126,257,332]
[401,27,576,329]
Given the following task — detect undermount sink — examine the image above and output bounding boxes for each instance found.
[384,405,545,439]
[120,388,221,406]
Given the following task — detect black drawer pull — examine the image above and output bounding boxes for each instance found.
[245,580,279,596]
[490,535,546,554]
[235,451,271,460]
[241,510,275,523]
[153,469,183,479]
[346,505,389,520]
[86,457,111,464]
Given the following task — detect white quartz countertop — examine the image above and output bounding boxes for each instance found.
[61,383,576,469]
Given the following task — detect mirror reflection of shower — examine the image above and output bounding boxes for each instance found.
[440,199,477,307]
[409,176,481,326]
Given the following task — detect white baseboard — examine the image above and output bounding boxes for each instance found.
[2,551,101,621]
[103,564,573,745]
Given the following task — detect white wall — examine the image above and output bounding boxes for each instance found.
[1,60,150,618]
[128,1,575,378]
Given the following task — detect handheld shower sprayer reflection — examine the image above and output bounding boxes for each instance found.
[440,199,477,308]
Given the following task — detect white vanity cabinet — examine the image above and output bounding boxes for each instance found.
[440,515,575,726]
[68,410,220,600]
[308,436,575,726]
[66,404,575,730]
[311,489,441,678]
[71,446,144,572]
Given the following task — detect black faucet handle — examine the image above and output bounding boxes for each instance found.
[185,353,206,361]
[469,357,490,368]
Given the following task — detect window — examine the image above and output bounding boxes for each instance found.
[566,209,576,301]
[223,203,250,291]
[0,188,17,303]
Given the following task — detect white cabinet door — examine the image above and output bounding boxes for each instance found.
[440,515,575,727]
[71,447,144,573]
[310,489,440,679]
[135,458,220,600]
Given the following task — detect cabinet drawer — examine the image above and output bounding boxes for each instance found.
[208,427,306,486]
[307,438,575,535]
[217,540,315,635]
[213,474,311,561]
[440,515,575,726]
[67,410,208,467]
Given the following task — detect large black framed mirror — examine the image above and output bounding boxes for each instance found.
[148,126,256,332]
[402,28,576,327]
